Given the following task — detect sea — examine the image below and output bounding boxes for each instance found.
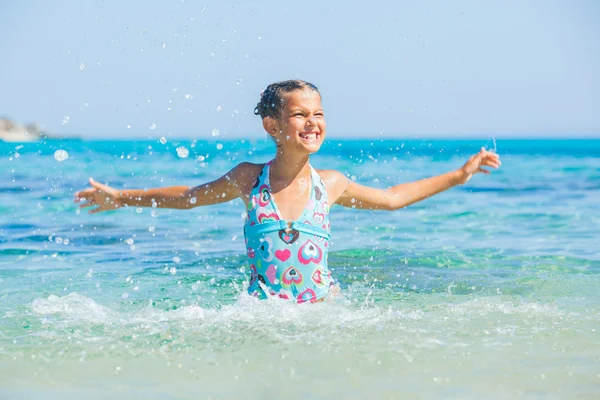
[1,138,599,399]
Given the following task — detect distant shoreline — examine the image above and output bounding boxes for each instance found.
[23,136,600,141]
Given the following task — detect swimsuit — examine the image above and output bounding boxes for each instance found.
[243,161,334,303]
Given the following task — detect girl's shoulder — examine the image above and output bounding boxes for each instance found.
[313,168,347,185]
[230,162,266,195]
[231,162,265,182]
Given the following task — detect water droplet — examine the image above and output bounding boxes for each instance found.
[127,124,131,129]
[136,207,143,213]
[176,146,189,158]
[151,210,159,217]
[148,226,156,232]
[54,150,69,162]
[79,62,85,71]
[216,105,222,112]
[161,41,167,49]
[62,116,70,125]
[185,93,193,99]
[149,123,157,130]
[125,238,134,245]
[159,137,167,145]
[196,155,205,162]
[122,293,129,299]
[189,197,197,204]
[216,143,223,150]
[173,256,181,263]
[169,267,177,275]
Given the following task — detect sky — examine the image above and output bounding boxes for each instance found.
[0,0,599,139]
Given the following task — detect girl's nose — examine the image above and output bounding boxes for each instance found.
[307,116,317,126]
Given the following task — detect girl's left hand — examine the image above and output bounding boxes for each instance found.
[456,147,501,185]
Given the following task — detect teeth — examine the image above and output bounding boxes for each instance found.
[301,133,317,140]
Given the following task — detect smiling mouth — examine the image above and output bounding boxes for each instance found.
[299,131,320,141]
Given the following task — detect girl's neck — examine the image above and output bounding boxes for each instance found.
[270,148,310,182]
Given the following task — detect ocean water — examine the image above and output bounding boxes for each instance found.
[1,138,599,399]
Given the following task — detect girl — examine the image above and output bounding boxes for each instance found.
[75,80,501,304]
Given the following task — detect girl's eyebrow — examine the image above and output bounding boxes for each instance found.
[288,107,324,113]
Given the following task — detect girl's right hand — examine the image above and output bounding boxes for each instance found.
[74,178,122,214]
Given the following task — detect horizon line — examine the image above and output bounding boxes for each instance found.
[39,134,600,141]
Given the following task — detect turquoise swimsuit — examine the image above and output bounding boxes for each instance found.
[243,161,334,303]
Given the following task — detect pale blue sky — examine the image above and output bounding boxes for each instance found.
[1,0,598,139]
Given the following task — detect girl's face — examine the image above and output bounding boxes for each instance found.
[266,89,326,155]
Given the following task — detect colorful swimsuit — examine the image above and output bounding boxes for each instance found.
[243,161,334,303]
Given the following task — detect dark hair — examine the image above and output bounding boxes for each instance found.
[254,80,320,120]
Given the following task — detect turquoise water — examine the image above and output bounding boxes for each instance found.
[1,138,599,399]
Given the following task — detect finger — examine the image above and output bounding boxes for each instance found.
[477,167,491,174]
[79,202,96,209]
[89,178,111,193]
[75,188,97,198]
[88,207,104,215]
[74,194,94,203]
[482,160,500,168]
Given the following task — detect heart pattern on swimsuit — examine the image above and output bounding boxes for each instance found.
[275,249,291,262]
[253,169,263,189]
[282,266,303,285]
[313,212,324,224]
[257,210,279,224]
[311,268,323,284]
[249,264,257,285]
[258,237,274,262]
[298,239,322,265]
[297,288,317,303]
[265,264,277,284]
[258,185,271,207]
[314,186,322,200]
[278,229,299,245]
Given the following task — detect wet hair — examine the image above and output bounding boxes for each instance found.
[254,80,320,120]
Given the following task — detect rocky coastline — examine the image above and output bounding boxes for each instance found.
[0,118,44,142]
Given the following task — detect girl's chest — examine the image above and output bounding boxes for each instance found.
[270,178,312,221]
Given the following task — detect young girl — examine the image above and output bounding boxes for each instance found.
[75,80,501,304]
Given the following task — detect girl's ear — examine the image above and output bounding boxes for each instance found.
[263,117,279,139]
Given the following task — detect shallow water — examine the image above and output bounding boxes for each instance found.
[1,139,600,399]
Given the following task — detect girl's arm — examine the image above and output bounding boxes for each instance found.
[75,163,254,214]
[329,148,500,211]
